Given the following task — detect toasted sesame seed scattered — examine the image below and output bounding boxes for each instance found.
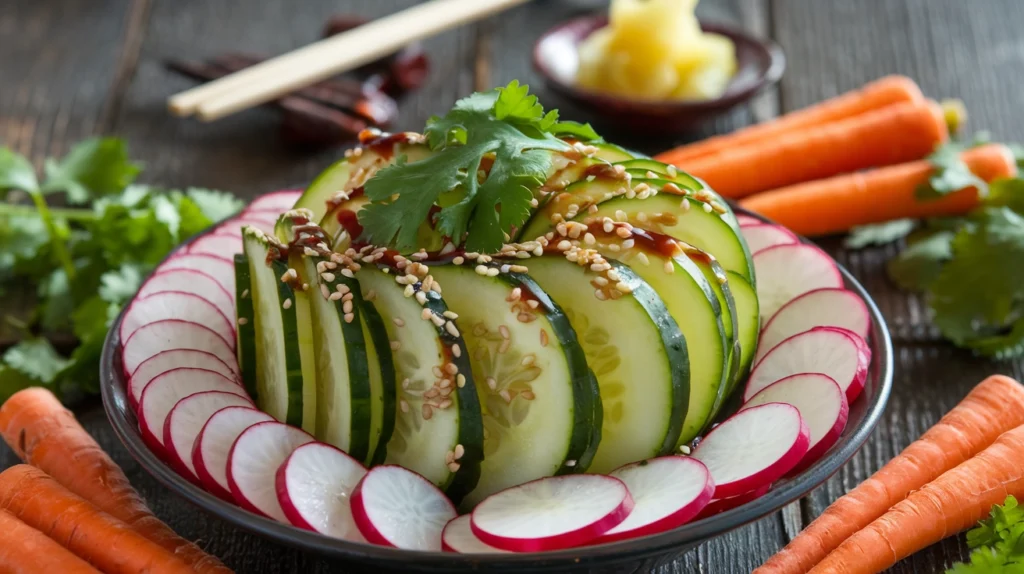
[452,256,465,266]
[517,312,534,323]
[446,450,455,464]
[432,366,444,378]
[680,198,691,211]
[415,291,427,305]
[321,272,336,283]
[475,265,488,276]
[400,400,409,413]
[431,314,445,327]
[445,321,460,337]
[420,308,433,321]
[447,461,460,472]
[637,252,651,266]
[454,444,465,459]
[594,289,607,301]
[485,267,499,277]
[679,444,691,455]
[664,260,675,273]
[451,344,462,358]
[241,289,250,299]
[702,202,713,213]
[615,282,633,293]
[329,291,344,301]
[344,313,354,323]
[443,310,459,320]
[457,374,467,388]
[588,204,599,214]
[439,398,453,409]
[422,404,433,420]
[237,317,249,325]
[564,459,577,467]
[303,247,318,257]
[486,377,497,390]
[615,226,632,239]
[425,387,440,399]
[403,284,415,298]
[340,269,354,278]
[282,298,293,309]
[444,363,459,375]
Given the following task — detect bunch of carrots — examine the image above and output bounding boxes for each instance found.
[656,75,1019,236]
[0,388,230,574]
[754,374,1024,573]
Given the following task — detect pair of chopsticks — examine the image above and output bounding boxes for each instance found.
[168,0,530,122]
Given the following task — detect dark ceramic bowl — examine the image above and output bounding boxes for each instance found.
[101,207,891,573]
[533,15,785,134]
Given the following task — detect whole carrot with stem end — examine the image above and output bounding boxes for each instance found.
[808,422,1024,574]
[0,388,230,573]
[740,143,1018,236]
[0,509,101,574]
[656,75,924,164]
[677,99,948,199]
[755,374,1024,574]
[0,465,196,574]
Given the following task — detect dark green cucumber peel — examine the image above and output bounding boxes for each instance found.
[233,254,258,400]
[269,259,305,428]
[358,292,398,467]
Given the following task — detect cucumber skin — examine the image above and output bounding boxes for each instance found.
[267,260,306,428]
[233,255,258,400]
[358,292,398,467]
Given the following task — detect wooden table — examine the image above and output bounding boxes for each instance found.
[3,0,1024,571]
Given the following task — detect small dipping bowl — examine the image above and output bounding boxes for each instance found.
[533,15,785,135]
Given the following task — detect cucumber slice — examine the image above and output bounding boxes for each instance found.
[590,142,638,163]
[291,270,319,434]
[687,249,741,417]
[360,296,397,467]
[233,254,257,400]
[619,159,703,191]
[242,228,303,426]
[722,271,759,401]
[429,264,600,508]
[525,256,688,473]
[357,266,484,503]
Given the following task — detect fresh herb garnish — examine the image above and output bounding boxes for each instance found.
[947,496,1024,572]
[917,139,990,200]
[359,81,598,253]
[843,219,917,249]
[0,138,243,402]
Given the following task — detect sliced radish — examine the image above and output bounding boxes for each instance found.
[351,465,457,551]
[188,230,243,255]
[753,244,843,320]
[157,253,235,293]
[695,484,771,520]
[217,218,274,236]
[736,214,762,227]
[138,368,249,455]
[757,288,871,362]
[129,348,239,411]
[244,190,301,214]
[275,442,367,541]
[120,292,235,349]
[442,515,508,554]
[193,406,274,500]
[596,456,714,543]
[228,421,314,521]
[470,475,633,552]
[691,403,809,499]
[740,224,798,255]
[742,374,849,471]
[746,327,870,403]
[163,391,252,480]
[121,320,237,377]
[137,269,235,319]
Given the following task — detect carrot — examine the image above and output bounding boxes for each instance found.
[0,388,230,573]
[675,99,948,199]
[808,422,1024,574]
[0,464,196,574]
[740,143,1017,236]
[656,75,924,164]
[755,374,1024,574]
[0,509,101,574]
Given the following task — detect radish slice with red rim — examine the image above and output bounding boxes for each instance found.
[128,348,240,411]
[746,326,870,403]
[137,269,235,321]
[442,515,508,554]
[227,421,314,521]
[120,291,235,349]
[742,373,849,472]
[739,224,798,255]
[351,465,456,551]
[695,484,771,520]
[244,190,301,214]
[470,475,634,552]
[193,406,274,500]
[691,403,809,499]
[187,233,243,259]
[753,244,843,320]
[758,288,870,363]
[163,391,252,480]
[736,214,762,227]
[157,253,234,292]
[596,456,714,543]
[276,442,367,541]
[138,368,249,456]
[121,320,237,379]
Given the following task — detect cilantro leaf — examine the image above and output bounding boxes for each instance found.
[0,365,36,404]
[41,138,141,204]
[948,497,1024,572]
[99,265,144,304]
[844,219,916,249]
[0,148,40,192]
[917,142,988,200]
[185,187,244,222]
[983,177,1024,215]
[550,121,600,142]
[3,338,70,384]
[886,230,954,292]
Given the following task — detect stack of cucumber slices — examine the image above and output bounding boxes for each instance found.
[120,121,874,552]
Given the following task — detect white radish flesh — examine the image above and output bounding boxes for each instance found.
[244,190,301,214]
[597,456,714,543]
[163,391,253,481]
[227,421,314,521]
[157,253,235,293]
[193,406,274,500]
[275,442,367,541]
[746,327,870,403]
[138,368,249,455]
[120,291,234,348]
[121,320,237,378]
[188,233,243,259]
[129,349,239,411]
[442,515,508,554]
[742,373,849,471]
[470,475,633,552]
[692,403,809,499]
[753,244,843,320]
[696,484,771,520]
[351,465,456,551]
[739,224,798,255]
[137,269,235,320]
[758,288,870,362]
[736,215,762,227]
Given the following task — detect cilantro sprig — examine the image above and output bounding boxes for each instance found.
[0,138,243,402]
[358,81,598,253]
[947,496,1024,572]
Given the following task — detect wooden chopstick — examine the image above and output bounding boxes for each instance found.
[168,0,530,121]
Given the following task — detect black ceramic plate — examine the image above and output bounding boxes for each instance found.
[100,207,892,573]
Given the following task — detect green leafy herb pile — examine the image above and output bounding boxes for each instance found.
[947,495,1024,573]
[359,80,598,253]
[0,138,243,402]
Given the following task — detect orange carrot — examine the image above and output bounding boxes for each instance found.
[808,422,1024,574]
[656,75,924,164]
[0,388,230,573]
[740,143,1017,236]
[0,509,101,574]
[755,375,1024,573]
[0,465,196,574]
[676,99,948,199]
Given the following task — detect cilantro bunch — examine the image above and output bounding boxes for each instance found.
[0,138,243,402]
[359,81,599,253]
[947,496,1024,573]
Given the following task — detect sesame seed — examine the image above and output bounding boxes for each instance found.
[588,204,599,214]
[679,445,691,455]
[445,321,460,337]
[445,363,459,375]
[680,198,691,211]
[421,308,433,321]
[344,313,354,323]
[457,374,466,388]
[443,310,459,320]
[400,400,409,413]
[316,261,327,274]
[703,202,713,213]
[303,247,318,257]
[451,344,462,358]
[485,267,499,277]
[540,330,549,347]
[425,387,440,399]
[321,272,335,283]
[509,288,522,301]
[440,377,453,389]
[454,444,465,460]
[564,460,577,467]
[282,298,293,309]
[616,282,633,293]
[422,404,433,420]
[401,378,411,389]
[594,289,607,301]
[475,265,489,276]
[446,451,455,464]
[281,268,298,282]
[342,293,353,302]
[510,264,528,273]
[329,291,344,301]
[431,314,445,327]
[447,461,460,472]
[432,366,444,378]
[415,291,427,305]
[622,239,635,249]
[340,269,354,278]
[526,300,539,309]
[241,289,250,299]
[237,317,249,326]
[517,312,534,323]
[615,226,632,239]
[499,390,512,403]
[439,398,453,409]
[486,377,497,390]
[637,252,651,266]
[664,260,675,273]
[583,233,596,245]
